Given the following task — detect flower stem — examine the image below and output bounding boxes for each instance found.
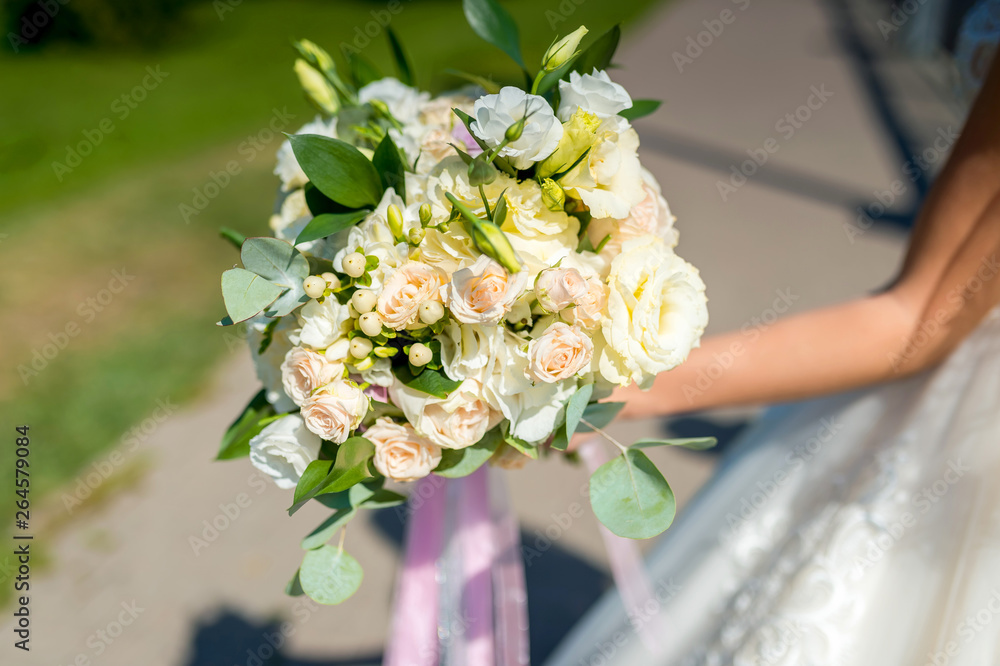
[580,418,628,454]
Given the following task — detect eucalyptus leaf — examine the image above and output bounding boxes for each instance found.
[434,429,502,477]
[288,134,383,208]
[503,433,538,459]
[220,268,282,324]
[217,390,275,460]
[301,507,356,550]
[561,383,594,447]
[299,545,364,605]
[589,449,675,539]
[372,134,407,201]
[632,437,718,451]
[573,24,621,74]
[393,365,462,399]
[295,210,370,245]
[619,99,662,121]
[285,569,305,597]
[385,27,413,86]
[241,237,311,317]
[462,0,525,69]
[361,488,408,508]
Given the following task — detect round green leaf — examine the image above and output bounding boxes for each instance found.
[299,545,363,605]
[220,268,282,323]
[240,237,310,317]
[589,449,675,539]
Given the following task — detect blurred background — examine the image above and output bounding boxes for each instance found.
[0,0,985,663]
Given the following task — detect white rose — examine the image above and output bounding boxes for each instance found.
[249,414,322,489]
[358,77,430,125]
[390,378,499,449]
[600,236,708,388]
[280,346,344,407]
[416,226,480,274]
[274,117,337,191]
[295,295,352,351]
[565,276,608,330]
[301,380,370,443]
[377,261,447,330]
[368,417,442,482]
[247,316,298,412]
[527,322,594,383]
[588,169,679,256]
[470,87,563,169]
[447,255,529,324]
[561,119,645,219]
[438,321,504,384]
[557,69,633,121]
[535,267,588,312]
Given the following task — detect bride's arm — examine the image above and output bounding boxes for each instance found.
[616,55,1000,418]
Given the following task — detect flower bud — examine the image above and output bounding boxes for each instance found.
[295,39,335,76]
[543,26,588,71]
[373,346,398,359]
[351,290,377,314]
[408,227,425,245]
[355,355,375,371]
[325,338,350,362]
[505,115,527,142]
[342,252,367,278]
[470,219,522,274]
[387,204,405,243]
[358,311,383,337]
[350,337,373,359]
[408,343,432,367]
[418,300,445,325]
[419,203,432,226]
[294,59,339,115]
[540,178,566,211]
[303,275,327,299]
[321,272,341,290]
[368,98,395,123]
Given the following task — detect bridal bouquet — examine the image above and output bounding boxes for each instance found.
[216,0,709,607]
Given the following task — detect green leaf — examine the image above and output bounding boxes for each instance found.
[293,459,335,507]
[301,507,356,550]
[219,226,245,250]
[347,52,383,88]
[393,365,462,399]
[452,108,516,176]
[385,27,413,86]
[299,545,363,605]
[289,437,376,514]
[534,55,578,96]
[304,182,353,216]
[589,449,675,539]
[468,156,498,187]
[434,428,502,477]
[295,210,370,245]
[574,24,621,74]
[240,237,311,317]
[444,69,501,94]
[361,488,407,508]
[288,134,383,208]
[285,569,305,596]
[577,401,624,432]
[217,390,274,460]
[503,435,538,459]
[560,383,594,448]
[619,99,662,121]
[463,0,525,69]
[372,134,407,201]
[632,437,718,451]
[220,268,283,324]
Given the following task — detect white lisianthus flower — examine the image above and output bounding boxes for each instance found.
[295,295,353,351]
[470,87,563,169]
[280,346,344,407]
[557,69,633,121]
[527,322,594,383]
[447,255,530,324]
[247,316,299,413]
[377,261,447,330]
[249,414,322,489]
[301,380,370,443]
[560,118,646,219]
[274,117,337,191]
[368,417,442,482]
[358,77,430,124]
[535,267,588,313]
[438,321,503,384]
[600,236,708,388]
[390,378,499,449]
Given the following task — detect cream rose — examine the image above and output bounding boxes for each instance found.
[295,295,353,351]
[527,322,594,383]
[280,346,344,406]
[249,414,322,489]
[368,417,442,482]
[565,276,608,330]
[377,261,447,330]
[390,378,498,449]
[301,380,370,443]
[447,255,529,324]
[561,119,645,220]
[535,267,588,313]
[600,236,708,388]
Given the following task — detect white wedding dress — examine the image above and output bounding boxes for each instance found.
[546,304,1000,665]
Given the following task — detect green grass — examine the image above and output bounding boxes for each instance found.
[0,0,664,519]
